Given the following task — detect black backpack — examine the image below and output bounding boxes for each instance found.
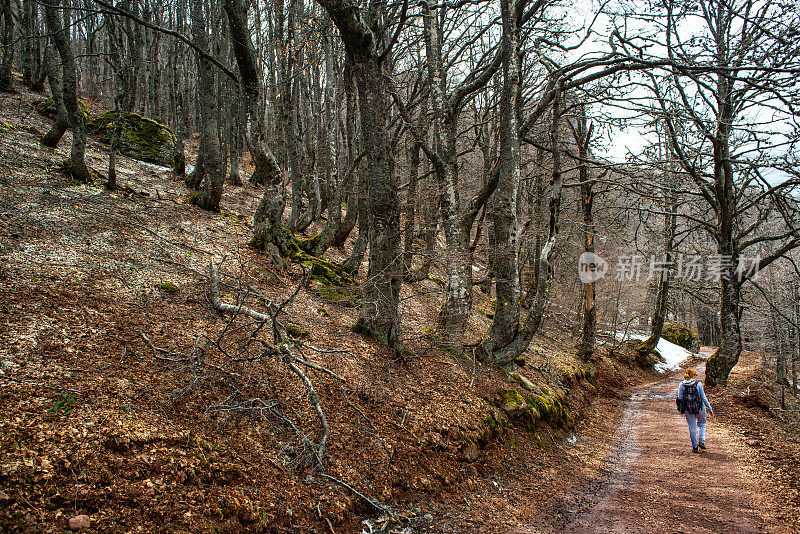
[680,381,702,415]
[676,394,686,414]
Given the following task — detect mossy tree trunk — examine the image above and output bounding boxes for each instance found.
[44,0,91,183]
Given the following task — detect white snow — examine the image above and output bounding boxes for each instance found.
[139,161,172,173]
[653,338,693,373]
[613,329,649,342]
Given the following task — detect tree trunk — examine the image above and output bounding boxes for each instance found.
[228,97,244,186]
[316,59,357,256]
[29,0,45,93]
[0,0,13,91]
[574,113,597,360]
[638,134,677,356]
[707,275,742,387]
[224,0,287,251]
[351,56,401,346]
[41,43,69,147]
[190,0,223,211]
[44,0,91,183]
[20,0,32,87]
[317,0,403,349]
[794,281,799,397]
[486,81,562,366]
[105,10,125,190]
[402,142,420,276]
[343,167,368,274]
[171,40,186,176]
[484,0,523,362]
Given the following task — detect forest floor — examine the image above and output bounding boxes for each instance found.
[1,81,799,534]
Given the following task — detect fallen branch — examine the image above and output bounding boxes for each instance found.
[140,331,243,379]
[139,332,190,362]
[207,261,333,467]
[0,377,82,396]
[319,473,401,519]
[286,358,330,466]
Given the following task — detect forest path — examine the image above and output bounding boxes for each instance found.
[527,356,766,533]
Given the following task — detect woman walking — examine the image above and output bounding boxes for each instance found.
[677,368,714,453]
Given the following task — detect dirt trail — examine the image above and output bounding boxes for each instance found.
[531,360,766,533]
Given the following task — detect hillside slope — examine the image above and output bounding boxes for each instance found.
[4,82,797,534]
[0,82,623,534]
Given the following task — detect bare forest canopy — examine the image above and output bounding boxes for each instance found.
[2,0,800,391]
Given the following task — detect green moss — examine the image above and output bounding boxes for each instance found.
[284,324,309,338]
[316,284,361,307]
[158,280,180,295]
[221,210,241,222]
[429,276,446,287]
[296,232,322,253]
[33,97,89,121]
[86,111,176,166]
[661,322,698,351]
[498,389,524,411]
[523,388,571,427]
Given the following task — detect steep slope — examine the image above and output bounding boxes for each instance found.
[1,82,617,534]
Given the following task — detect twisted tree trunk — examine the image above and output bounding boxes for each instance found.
[43,0,91,183]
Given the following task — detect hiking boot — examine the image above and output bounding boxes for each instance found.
[692,447,699,453]
[699,441,706,450]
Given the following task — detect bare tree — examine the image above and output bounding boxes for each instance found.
[187,0,223,211]
[314,0,407,349]
[627,0,800,385]
[43,0,92,183]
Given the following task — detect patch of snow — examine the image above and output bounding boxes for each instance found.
[613,329,649,341]
[185,165,195,175]
[653,338,693,373]
[139,161,171,173]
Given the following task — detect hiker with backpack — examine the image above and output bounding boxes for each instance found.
[676,368,714,453]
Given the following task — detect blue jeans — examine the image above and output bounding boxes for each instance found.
[685,408,707,448]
